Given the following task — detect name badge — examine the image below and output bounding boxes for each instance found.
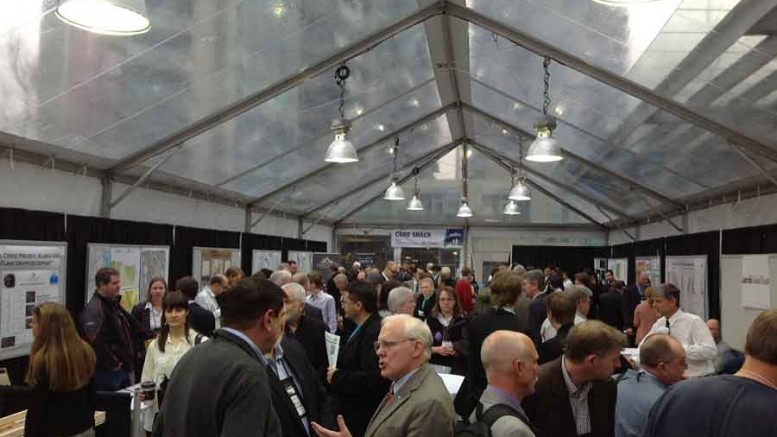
[281,377,307,419]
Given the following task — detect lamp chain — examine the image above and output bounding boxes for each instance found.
[542,56,551,116]
[335,64,350,119]
[392,138,400,175]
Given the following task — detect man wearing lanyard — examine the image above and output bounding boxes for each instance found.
[414,278,437,322]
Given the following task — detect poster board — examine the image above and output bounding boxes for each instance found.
[635,256,662,288]
[288,251,313,274]
[0,241,67,360]
[193,247,241,286]
[721,255,777,350]
[251,250,283,275]
[608,258,628,282]
[665,255,707,319]
[87,244,170,313]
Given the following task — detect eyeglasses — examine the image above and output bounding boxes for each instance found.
[373,338,416,352]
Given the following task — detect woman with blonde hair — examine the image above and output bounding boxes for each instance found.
[26,302,96,437]
[634,286,660,344]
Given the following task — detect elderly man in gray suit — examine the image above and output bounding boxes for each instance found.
[469,331,539,436]
[312,314,455,437]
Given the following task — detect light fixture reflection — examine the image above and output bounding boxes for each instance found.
[56,0,151,36]
[503,200,521,215]
[407,194,424,211]
[509,177,531,201]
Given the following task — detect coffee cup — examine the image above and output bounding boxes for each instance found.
[140,381,156,401]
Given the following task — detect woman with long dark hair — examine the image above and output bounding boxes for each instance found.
[131,277,167,382]
[426,286,469,375]
[140,291,207,434]
[26,302,96,437]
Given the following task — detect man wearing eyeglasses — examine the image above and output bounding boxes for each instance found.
[312,314,456,437]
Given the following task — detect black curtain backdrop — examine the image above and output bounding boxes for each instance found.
[722,223,777,254]
[66,215,174,315]
[170,226,241,285]
[0,208,67,384]
[240,233,283,275]
[511,245,609,275]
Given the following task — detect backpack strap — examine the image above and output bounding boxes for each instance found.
[195,334,203,345]
[478,403,537,434]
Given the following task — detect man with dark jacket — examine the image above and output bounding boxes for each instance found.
[177,276,216,337]
[598,284,625,331]
[152,278,283,437]
[80,267,144,391]
[525,270,548,345]
[283,283,329,376]
[538,292,577,365]
[523,320,625,437]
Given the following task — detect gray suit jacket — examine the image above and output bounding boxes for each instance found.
[364,363,455,437]
[472,387,536,437]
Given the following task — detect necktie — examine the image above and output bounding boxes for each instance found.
[665,319,671,335]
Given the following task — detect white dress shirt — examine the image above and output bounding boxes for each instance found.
[195,286,221,329]
[540,313,586,343]
[641,309,716,377]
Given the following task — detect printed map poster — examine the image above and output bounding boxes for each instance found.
[288,251,313,275]
[0,241,66,360]
[252,250,282,275]
[608,258,628,282]
[87,244,170,313]
[193,248,241,286]
[666,255,707,319]
[636,256,662,288]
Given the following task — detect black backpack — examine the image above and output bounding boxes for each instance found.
[454,402,535,437]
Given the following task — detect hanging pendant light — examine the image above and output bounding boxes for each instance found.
[457,144,473,218]
[384,138,405,201]
[406,168,424,211]
[503,200,521,215]
[325,64,359,163]
[526,57,563,163]
[56,0,151,36]
[509,176,531,201]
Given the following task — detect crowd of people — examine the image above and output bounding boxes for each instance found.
[19,260,777,437]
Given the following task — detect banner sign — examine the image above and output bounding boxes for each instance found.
[391,229,464,248]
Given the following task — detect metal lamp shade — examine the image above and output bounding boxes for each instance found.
[383,181,405,201]
[56,0,151,36]
[456,200,473,218]
[508,180,531,201]
[406,194,424,211]
[503,200,522,215]
[325,133,358,163]
[525,134,563,162]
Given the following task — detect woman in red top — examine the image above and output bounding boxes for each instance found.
[455,267,476,314]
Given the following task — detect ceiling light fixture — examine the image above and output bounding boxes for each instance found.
[526,57,563,163]
[457,144,473,218]
[325,64,358,163]
[503,200,521,215]
[384,138,405,201]
[56,0,151,36]
[592,0,662,6]
[406,168,424,211]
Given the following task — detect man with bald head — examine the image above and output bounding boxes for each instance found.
[707,318,743,374]
[616,334,686,437]
[471,331,539,437]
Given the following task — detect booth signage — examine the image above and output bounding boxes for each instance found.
[392,229,463,248]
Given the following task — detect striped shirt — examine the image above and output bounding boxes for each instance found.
[561,356,592,435]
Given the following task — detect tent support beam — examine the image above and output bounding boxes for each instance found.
[246,103,458,207]
[597,206,637,242]
[445,2,777,163]
[109,146,182,209]
[475,147,609,229]
[334,140,463,224]
[108,1,447,174]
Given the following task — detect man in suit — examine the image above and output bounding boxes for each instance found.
[325,282,390,437]
[472,330,539,437]
[538,292,577,365]
[152,278,282,437]
[413,278,436,321]
[283,283,329,376]
[525,270,548,345]
[312,314,455,437]
[177,276,216,337]
[623,271,650,344]
[523,320,625,437]
[455,271,528,418]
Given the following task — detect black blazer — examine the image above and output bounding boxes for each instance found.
[285,315,329,376]
[426,314,468,375]
[523,357,616,437]
[188,302,215,337]
[455,308,528,416]
[528,292,549,345]
[266,338,335,437]
[597,291,625,331]
[414,292,437,321]
[329,313,390,437]
[304,303,325,324]
[538,322,573,365]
